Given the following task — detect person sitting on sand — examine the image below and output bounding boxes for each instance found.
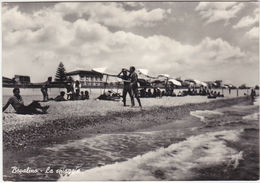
[79,91,85,100]
[147,89,152,97]
[3,87,49,114]
[85,91,89,100]
[153,88,157,97]
[140,88,146,97]
[161,90,165,96]
[54,91,66,101]
[217,92,224,97]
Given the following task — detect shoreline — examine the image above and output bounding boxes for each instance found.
[3,96,250,152]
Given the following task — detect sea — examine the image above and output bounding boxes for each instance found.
[2,87,254,104]
[2,87,259,181]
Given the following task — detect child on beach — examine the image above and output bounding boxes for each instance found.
[3,88,49,114]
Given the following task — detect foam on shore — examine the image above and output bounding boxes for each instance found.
[59,129,243,181]
[190,110,223,122]
[242,113,259,121]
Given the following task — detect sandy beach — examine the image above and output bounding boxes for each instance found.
[3,95,251,150]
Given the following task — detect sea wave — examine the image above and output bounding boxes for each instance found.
[242,113,259,121]
[190,110,223,122]
[59,130,243,181]
[253,97,259,106]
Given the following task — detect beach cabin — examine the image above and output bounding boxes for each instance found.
[14,75,31,85]
[66,70,104,87]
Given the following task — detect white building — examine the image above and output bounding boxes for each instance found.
[66,70,104,87]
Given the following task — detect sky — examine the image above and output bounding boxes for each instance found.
[2,2,259,86]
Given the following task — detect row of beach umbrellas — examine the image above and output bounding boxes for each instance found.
[91,67,228,88]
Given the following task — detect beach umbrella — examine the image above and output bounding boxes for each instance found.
[158,74,170,78]
[151,77,165,83]
[92,67,107,73]
[137,69,149,76]
[168,79,182,86]
[224,84,233,88]
[185,79,196,84]
[194,79,208,87]
[137,69,151,80]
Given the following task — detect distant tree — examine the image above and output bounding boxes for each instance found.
[55,62,66,82]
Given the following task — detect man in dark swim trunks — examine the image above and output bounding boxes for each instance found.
[129,66,142,108]
[3,88,49,114]
[117,68,131,106]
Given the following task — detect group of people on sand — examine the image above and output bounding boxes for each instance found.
[178,88,224,98]
[139,87,224,99]
[66,80,89,100]
[2,66,142,115]
[50,90,89,101]
[2,87,90,115]
[41,81,90,102]
[140,88,164,98]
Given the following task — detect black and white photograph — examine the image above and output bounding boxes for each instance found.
[1,1,259,181]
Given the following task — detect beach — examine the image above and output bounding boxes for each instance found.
[2,89,259,181]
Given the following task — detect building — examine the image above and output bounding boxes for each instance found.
[14,75,31,85]
[66,70,104,87]
[3,76,15,86]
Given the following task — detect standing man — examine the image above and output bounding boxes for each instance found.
[250,88,256,103]
[117,68,131,106]
[129,66,142,108]
[40,83,48,101]
[74,80,81,100]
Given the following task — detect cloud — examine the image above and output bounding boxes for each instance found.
[2,6,40,32]
[233,7,259,29]
[245,26,259,39]
[54,2,169,28]
[2,3,258,86]
[122,2,145,8]
[196,2,245,24]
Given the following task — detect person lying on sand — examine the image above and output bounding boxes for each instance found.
[3,87,49,114]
